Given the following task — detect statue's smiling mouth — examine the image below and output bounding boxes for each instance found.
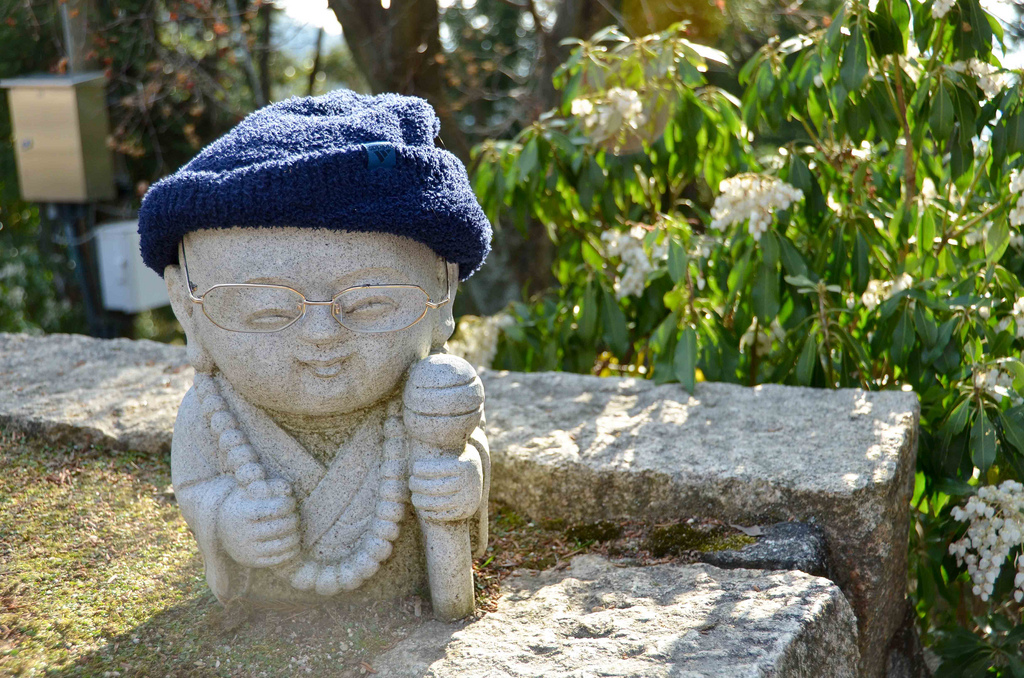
[297,355,349,379]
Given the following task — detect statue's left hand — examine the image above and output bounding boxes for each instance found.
[409,443,483,522]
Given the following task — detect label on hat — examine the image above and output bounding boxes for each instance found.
[363,142,396,170]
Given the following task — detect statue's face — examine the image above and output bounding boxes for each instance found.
[167,227,453,416]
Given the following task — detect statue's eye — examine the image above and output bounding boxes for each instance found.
[245,307,298,326]
[341,297,398,317]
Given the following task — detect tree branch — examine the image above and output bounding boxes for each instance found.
[224,0,266,107]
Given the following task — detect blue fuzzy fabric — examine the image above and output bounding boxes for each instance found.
[138,89,491,280]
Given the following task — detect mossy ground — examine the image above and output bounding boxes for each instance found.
[0,429,422,677]
[1,427,755,677]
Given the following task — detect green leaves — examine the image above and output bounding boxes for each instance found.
[985,219,1010,264]
[958,0,994,56]
[752,260,780,323]
[796,333,818,385]
[778,235,810,278]
[578,281,600,342]
[971,408,998,472]
[890,0,912,41]
[601,287,629,357]
[868,3,905,56]
[930,83,956,142]
[840,26,871,92]
[1000,112,1024,159]
[674,327,698,394]
[998,405,1024,456]
[891,306,915,365]
[753,237,781,323]
[914,303,938,347]
[517,138,539,183]
[943,398,972,447]
[853,232,871,294]
[668,241,688,283]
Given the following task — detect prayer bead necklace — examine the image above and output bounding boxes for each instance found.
[193,372,408,596]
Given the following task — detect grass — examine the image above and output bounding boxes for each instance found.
[0,429,423,677]
[1,427,755,677]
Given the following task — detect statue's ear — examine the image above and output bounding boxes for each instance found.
[165,264,194,327]
[165,263,216,373]
[432,262,458,350]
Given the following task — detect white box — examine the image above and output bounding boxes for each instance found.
[93,220,168,313]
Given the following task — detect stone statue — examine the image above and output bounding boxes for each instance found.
[138,90,493,621]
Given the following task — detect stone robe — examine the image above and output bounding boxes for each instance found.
[170,373,489,603]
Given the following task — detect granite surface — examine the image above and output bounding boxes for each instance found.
[374,554,859,677]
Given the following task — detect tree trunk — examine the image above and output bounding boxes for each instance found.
[327,0,471,162]
[224,0,266,107]
[532,0,624,116]
[258,1,273,102]
[308,27,324,96]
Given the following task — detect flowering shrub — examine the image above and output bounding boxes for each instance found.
[950,481,1024,603]
[471,8,1024,672]
[446,313,514,369]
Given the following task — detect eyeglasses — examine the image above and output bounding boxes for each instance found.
[180,242,451,334]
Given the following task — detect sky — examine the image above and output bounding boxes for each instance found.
[276,0,342,36]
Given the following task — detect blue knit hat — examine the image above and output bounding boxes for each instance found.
[138,89,491,280]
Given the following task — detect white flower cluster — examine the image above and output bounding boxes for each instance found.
[607,88,645,128]
[961,216,1023,249]
[739,318,786,355]
[1009,172,1024,228]
[973,362,1024,405]
[690,235,717,291]
[860,273,913,310]
[571,88,648,140]
[964,220,991,247]
[949,481,1024,602]
[994,297,1024,340]
[951,59,1012,99]
[691,235,715,259]
[710,174,804,241]
[961,219,1021,249]
[932,0,955,19]
[601,226,657,299]
[446,313,514,369]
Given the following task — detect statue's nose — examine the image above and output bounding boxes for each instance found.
[297,302,349,345]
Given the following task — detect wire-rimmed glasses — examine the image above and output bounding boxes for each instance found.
[180,242,451,334]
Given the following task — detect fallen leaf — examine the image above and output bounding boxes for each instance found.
[729,524,764,537]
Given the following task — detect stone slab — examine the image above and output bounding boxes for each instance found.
[374,554,859,677]
[0,334,917,677]
[0,333,190,454]
[701,522,828,578]
[481,370,919,678]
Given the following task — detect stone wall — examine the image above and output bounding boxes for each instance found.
[482,370,920,678]
[0,333,923,677]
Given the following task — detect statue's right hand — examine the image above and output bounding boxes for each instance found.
[217,483,301,569]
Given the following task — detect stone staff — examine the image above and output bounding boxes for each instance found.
[403,354,485,622]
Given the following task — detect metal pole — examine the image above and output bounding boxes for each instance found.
[58,0,91,73]
[55,204,103,336]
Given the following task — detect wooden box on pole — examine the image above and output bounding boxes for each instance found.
[0,72,115,203]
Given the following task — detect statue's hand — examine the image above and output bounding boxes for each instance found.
[403,354,484,448]
[217,479,301,568]
[409,444,483,523]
